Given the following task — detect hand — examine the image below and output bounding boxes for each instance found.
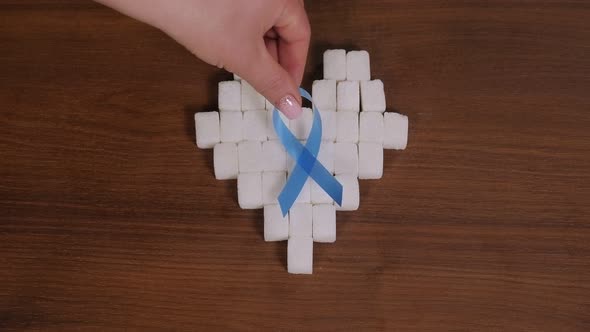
[96,0,310,119]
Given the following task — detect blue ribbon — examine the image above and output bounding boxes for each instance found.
[273,88,343,216]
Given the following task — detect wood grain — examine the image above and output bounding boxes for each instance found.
[1,0,590,330]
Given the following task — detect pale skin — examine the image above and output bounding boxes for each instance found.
[95,0,310,119]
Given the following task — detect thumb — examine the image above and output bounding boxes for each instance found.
[234,45,303,120]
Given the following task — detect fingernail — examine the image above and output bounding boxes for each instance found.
[278,95,302,120]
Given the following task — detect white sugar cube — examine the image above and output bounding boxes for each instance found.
[359,112,384,143]
[262,171,286,205]
[264,205,289,242]
[289,107,313,140]
[334,142,359,176]
[358,142,383,180]
[265,99,275,111]
[312,80,337,112]
[237,172,263,209]
[335,175,359,211]
[233,73,241,81]
[213,143,238,180]
[321,110,337,142]
[323,49,346,81]
[313,204,336,243]
[337,81,360,112]
[267,110,289,140]
[336,112,359,143]
[242,110,267,141]
[218,81,241,112]
[194,112,220,149]
[262,140,287,171]
[241,80,265,111]
[311,181,334,204]
[238,141,263,172]
[219,111,243,143]
[360,79,386,112]
[289,203,312,237]
[346,50,371,81]
[318,141,335,174]
[288,237,313,274]
[383,112,409,150]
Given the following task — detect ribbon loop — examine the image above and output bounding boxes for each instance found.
[273,88,343,216]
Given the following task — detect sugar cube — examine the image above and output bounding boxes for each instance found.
[218,81,241,112]
[194,111,220,149]
[238,141,263,172]
[311,181,334,204]
[313,204,336,243]
[219,111,243,143]
[334,142,359,176]
[213,143,238,180]
[289,107,313,140]
[238,172,263,209]
[383,112,409,150]
[288,237,313,274]
[323,49,347,81]
[289,203,312,237]
[242,110,267,141]
[262,171,286,205]
[321,110,337,142]
[262,140,287,171]
[346,50,371,81]
[241,80,265,111]
[337,81,360,112]
[359,112,384,143]
[335,175,360,211]
[312,80,337,112]
[317,141,335,174]
[358,142,383,180]
[264,205,289,241]
[336,112,359,143]
[360,80,386,112]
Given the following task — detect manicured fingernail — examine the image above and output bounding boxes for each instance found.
[278,95,302,120]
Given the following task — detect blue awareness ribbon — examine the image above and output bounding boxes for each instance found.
[273,88,343,216]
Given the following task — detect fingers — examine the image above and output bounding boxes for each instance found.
[273,0,311,85]
[237,41,303,119]
[219,0,310,119]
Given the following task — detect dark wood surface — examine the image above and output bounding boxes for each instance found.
[2,0,590,330]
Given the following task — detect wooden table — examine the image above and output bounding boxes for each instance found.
[2,1,589,330]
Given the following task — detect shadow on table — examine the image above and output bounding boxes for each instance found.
[253,212,288,271]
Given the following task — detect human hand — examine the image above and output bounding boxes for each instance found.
[96,0,310,119]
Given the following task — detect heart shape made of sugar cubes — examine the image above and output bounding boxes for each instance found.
[194,49,409,274]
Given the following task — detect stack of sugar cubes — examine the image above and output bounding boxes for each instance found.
[194,49,409,274]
